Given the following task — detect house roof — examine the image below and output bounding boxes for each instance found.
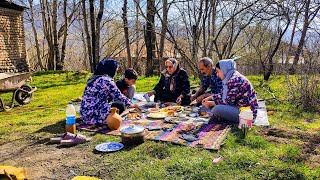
[0,0,25,11]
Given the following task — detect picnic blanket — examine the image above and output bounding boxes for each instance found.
[77,120,231,150]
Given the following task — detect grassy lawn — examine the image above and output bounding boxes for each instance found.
[0,71,319,179]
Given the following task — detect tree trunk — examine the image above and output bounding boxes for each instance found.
[264,18,290,81]
[28,0,44,70]
[145,0,156,77]
[80,24,89,70]
[58,0,68,70]
[123,0,132,68]
[159,0,167,69]
[95,0,104,64]
[202,0,209,57]
[89,0,96,72]
[208,0,217,57]
[192,25,198,64]
[289,0,310,74]
[82,0,93,72]
[40,0,54,70]
[52,0,59,70]
[286,10,301,64]
[47,1,54,70]
[135,0,140,59]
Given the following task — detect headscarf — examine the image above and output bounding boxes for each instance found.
[87,58,118,85]
[218,59,236,102]
[94,58,118,77]
[163,58,180,92]
[165,58,179,72]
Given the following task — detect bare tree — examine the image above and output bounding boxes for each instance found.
[289,0,320,74]
[27,0,44,70]
[82,0,93,72]
[286,1,305,64]
[135,0,140,59]
[95,0,104,63]
[159,0,168,67]
[122,0,132,68]
[52,0,60,70]
[58,0,68,70]
[145,0,156,76]
[89,0,96,71]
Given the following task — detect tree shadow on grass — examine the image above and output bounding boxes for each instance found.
[30,119,65,145]
[35,119,65,135]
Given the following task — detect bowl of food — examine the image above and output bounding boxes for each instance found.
[127,112,141,120]
[200,111,210,118]
[148,108,159,113]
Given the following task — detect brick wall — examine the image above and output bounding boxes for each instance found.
[0,7,29,73]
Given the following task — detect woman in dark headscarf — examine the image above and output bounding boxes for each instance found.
[80,58,138,125]
[146,58,191,105]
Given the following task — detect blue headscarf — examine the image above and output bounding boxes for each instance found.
[218,59,236,102]
[94,58,118,77]
[87,58,118,85]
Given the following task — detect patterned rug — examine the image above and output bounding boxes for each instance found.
[77,120,231,150]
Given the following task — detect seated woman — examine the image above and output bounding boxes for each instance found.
[80,58,138,125]
[146,58,191,105]
[202,59,258,124]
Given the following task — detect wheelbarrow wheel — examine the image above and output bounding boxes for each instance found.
[15,84,33,105]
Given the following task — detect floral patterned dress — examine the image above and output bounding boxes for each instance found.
[80,75,131,125]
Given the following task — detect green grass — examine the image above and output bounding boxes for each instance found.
[0,71,319,179]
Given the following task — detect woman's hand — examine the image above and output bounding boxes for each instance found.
[202,101,215,108]
[176,95,183,105]
[202,96,212,103]
[146,90,155,97]
[129,103,139,109]
[190,94,197,102]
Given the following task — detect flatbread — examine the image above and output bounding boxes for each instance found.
[160,106,184,112]
[147,112,167,119]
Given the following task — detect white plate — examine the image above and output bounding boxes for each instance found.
[189,113,198,118]
[95,142,124,152]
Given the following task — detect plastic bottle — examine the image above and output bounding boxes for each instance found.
[66,102,76,134]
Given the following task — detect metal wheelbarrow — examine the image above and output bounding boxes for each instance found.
[0,72,37,111]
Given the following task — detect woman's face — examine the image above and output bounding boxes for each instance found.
[216,68,224,80]
[165,61,175,75]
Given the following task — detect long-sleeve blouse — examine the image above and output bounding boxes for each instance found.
[211,71,259,119]
[153,69,190,99]
[80,75,131,125]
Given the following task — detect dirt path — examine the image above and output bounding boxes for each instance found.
[0,139,97,179]
[262,127,320,167]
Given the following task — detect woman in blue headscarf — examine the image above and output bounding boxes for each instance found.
[80,58,138,125]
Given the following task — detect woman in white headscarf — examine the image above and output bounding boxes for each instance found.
[146,58,191,105]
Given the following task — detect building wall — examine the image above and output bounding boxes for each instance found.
[0,7,28,73]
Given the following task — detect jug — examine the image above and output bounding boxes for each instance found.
[106,107,122,130]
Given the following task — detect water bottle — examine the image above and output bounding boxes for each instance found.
[66,102,76,134]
